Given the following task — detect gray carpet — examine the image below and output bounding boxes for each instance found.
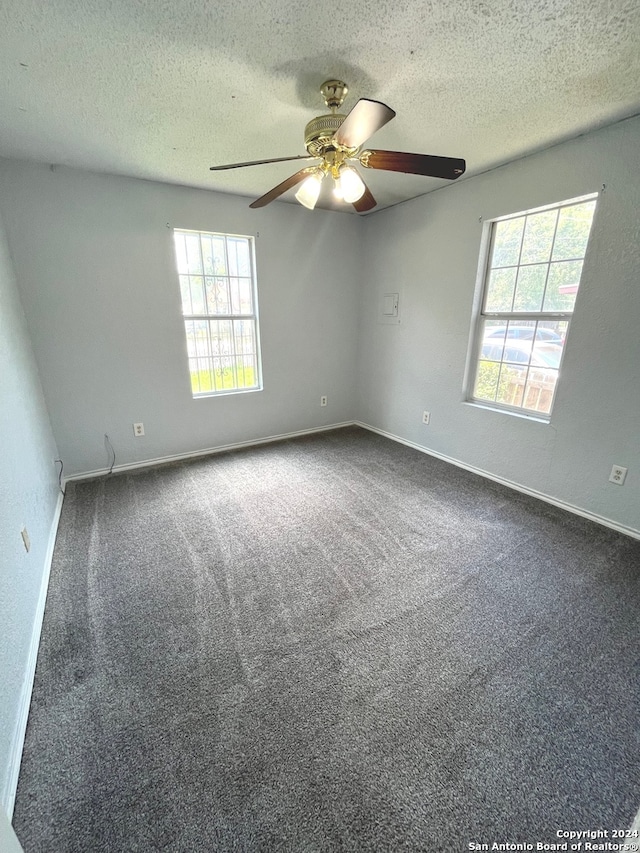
[14,426,640,852]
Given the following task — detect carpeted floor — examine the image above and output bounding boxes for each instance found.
[13,426,640,852]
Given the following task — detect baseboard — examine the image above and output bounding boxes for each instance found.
[65,422,357,484]
[67,419,639,541]
[355,421,640,542]
[3,491,64,820]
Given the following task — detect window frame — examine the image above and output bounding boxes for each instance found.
[466,193,598,420]
[173,228,263,399]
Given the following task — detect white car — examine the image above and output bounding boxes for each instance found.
[481,340,562,369]
[484,325,563,344]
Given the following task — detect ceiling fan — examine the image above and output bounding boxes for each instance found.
[210,80,466,213]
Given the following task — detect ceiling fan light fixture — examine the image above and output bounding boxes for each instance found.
[339,166,366,203]
[295,172,323,209]
[213,80,465,213]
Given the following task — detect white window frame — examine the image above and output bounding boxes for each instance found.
[467,193,598,420]
[173,229,263,398]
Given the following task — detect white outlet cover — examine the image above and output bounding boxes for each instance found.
[609,465,627,485]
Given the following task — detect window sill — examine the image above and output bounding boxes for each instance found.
[464,399,550,424]
[193,386,263,400]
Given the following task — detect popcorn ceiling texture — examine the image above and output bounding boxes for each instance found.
[0,0,639,211]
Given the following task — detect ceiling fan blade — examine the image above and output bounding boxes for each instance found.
[352,181,377,213]
[249,168,315,208]
[333,99,396,149]
[360,150,466,180]
[210,155,315,171]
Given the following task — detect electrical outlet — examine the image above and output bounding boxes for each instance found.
[609,465,627,485]
[21,527,30,553]
[422,411,430,425]
[320,396,327,407]
[133,422,145,437]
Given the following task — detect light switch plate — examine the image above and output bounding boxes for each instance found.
[378,292,400,324]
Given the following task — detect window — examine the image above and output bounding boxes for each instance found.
[469,194,597,417]
[173,229,262,397]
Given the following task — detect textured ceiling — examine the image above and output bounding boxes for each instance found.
[1,0,639,214]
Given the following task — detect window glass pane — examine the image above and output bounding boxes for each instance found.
[480,344,504,363]
[201,235,215,276]
[174,233,188,274]
[233,321,253,387]
[214,277,231,314]
[502,341,532,365]
[245,320,258,353]
[552,201,596,261]
[189,275,206,314]
[239,279,253,313]
[194,320,210,357]
[195,360,213,393]
[185,233,203,274]
[214,357,234,389]
[229,238,251,276]
[213,319,233,357]
[505,319,536,342]
[543,260,583,311]
[179,275,192,314]
[496,364,527,407]
[536,319,567,344]
[185,321,197,358]
[205,276,217,314]
[531,340,563,369]
[474,360,500,402]
[513,264,547,311]
[491,218,524,268]
[481,319,506,342]
[212,237,227,275]
[189,357,200,393]
[230,278,242,314]
[485,267,516,312]
[520,209,557,264]
[523,368,558,414]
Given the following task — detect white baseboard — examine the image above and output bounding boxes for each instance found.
[3,491,64,820]
[68,419,640,541]
[355,421,640,542]
[65,422,356,484]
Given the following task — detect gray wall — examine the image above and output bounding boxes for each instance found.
[357,115,640,533]
[0,209,60,812]
[0,162,362,476]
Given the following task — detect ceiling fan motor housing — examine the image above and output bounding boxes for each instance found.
[304,113,348,157]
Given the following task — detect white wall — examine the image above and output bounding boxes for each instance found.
[0,162,362,476]
[357,116,640,534]
[0,208,60,815]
